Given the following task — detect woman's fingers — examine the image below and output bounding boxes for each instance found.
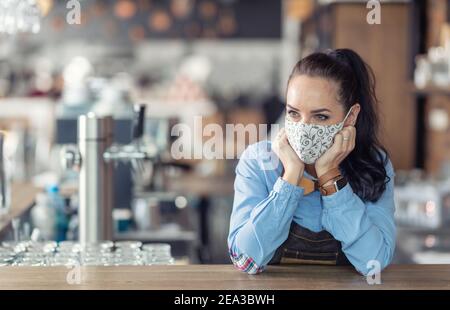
[315,126,357,175]
[277,128,285,139]
[341,126,356,155]
[273,129,284,148]
[274,128,292,155]
[346,126,356,151]
[329,126,354,162]
[331,131,343,155]
[349,126,356,151]
[280,129,291,146]
[341,127,351,152]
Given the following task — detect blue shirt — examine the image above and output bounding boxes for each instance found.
[227,140,396,275]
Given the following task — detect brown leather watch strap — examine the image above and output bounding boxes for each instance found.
[320,176,347,196]
[320,184,337,196]
[318,167,341,187]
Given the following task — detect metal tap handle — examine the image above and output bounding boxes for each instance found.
[0,132,9,213]
[61,145,82,171]
[132,104,146,140]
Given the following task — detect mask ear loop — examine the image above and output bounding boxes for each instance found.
[342,106,354,126]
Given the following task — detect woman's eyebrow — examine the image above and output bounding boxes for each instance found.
[286,104,299,111]
[310,108,331,113]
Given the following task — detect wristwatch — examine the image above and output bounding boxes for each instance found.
[319,176,347,196]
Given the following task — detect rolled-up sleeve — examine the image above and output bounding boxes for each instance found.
[227,144,303,274]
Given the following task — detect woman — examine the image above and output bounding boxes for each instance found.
[227,49,396,275]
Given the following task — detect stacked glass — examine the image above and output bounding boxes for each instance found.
[79,241,114,266]
[22,241,57,266]
[0,240,175,266]
[51,241,82,267]
[113,241,144,266]
[0,246,15,266]
[1,241,56,266]
[142,243,175,265]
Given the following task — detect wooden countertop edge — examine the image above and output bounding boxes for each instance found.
[0,264,449,290]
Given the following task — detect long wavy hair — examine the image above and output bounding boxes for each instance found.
[287,49,390,202]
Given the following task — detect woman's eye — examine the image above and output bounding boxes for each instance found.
[315,114,329,121]
[288,110,299,118]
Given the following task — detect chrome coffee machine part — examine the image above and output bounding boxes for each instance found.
[62,104,158,244]
[0,132,10,216]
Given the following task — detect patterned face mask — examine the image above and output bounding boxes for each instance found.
[284,107,353,164]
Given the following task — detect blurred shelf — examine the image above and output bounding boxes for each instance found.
[411,83,450,96]
[114,228,197,243]
[135,173,235,200]
[166,173,235,197]
[134,191,180,201]
[397,225,450,236]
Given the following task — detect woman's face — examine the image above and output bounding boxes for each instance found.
[286,75,358,126]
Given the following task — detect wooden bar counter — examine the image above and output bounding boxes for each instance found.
[0,264,449,290]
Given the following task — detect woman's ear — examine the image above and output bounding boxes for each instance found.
[346,103,361,126]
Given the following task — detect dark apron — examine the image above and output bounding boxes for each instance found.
[268,221,351,266]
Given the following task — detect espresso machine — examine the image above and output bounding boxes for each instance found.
[62,104,158,243]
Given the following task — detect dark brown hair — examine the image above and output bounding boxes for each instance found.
[288,49,389,202]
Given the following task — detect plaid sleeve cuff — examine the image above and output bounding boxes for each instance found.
[229,249,265,275]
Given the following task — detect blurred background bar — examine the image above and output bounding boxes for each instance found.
[0,0,450,266]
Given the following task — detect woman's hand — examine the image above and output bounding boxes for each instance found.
[272,128,305,185]
[315,126,356,179]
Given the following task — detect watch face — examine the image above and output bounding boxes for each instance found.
[320,177,347,195]
[336,177,347,190]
